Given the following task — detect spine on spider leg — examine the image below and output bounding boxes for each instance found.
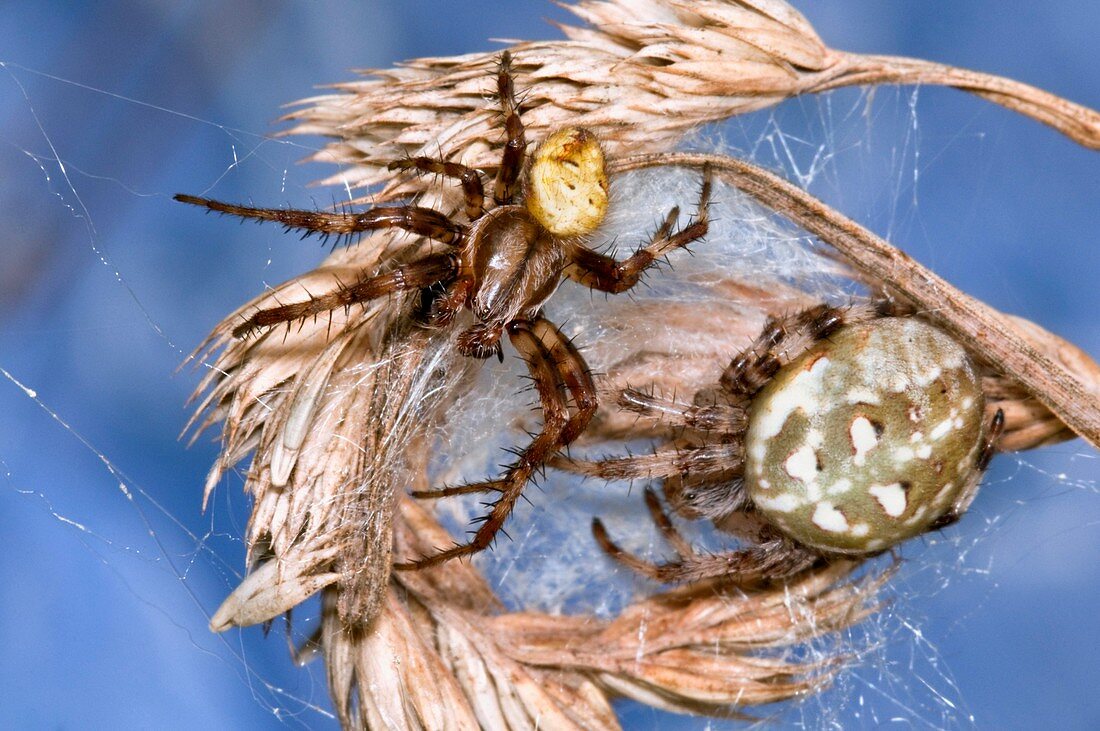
[388,157,486,221]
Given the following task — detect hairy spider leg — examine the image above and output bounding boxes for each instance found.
[550,387,747,477]
[592,488,817,584]
[564,171,712,293]
[396,316,597,570]
[231,253,459,338]
[720,302,880,396]
[615,387,748,433]
[640,485,695,556]
[415,277,472,329]
[173,194,465,245]
[553,442,743,481]
[978,408,1006,471]
[493,50,527,206]
[387,157,486,221]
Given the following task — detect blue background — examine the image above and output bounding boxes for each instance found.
[0,2,1097,728]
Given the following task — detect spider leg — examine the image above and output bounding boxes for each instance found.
[493,50,527,206]
[615,387,747,433]
[719,301,881,396]
[553,438,748,523]
[173,195,464,246]
[593,488,818,584]
[232,253,458,338]
[977,407,1006,471]
[563,169,712,294]
[552,442,743,481]
[396,317,597,570]
[641,485,694,556]
[388,157,486,221]
[408,481,504,500]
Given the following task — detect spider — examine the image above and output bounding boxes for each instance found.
[175,51,711,569]
[559,301,1005,584]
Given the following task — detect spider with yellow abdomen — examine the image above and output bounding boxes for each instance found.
[175,51,711,569]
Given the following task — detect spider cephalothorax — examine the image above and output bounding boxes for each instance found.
[562,302,1004,584]
[176,52,711,569]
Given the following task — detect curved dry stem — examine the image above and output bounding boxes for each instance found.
[812,52,1100,150]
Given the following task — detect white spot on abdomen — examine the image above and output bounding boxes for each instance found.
[784,445,818,483]
[850,416,878,466]
[753,356,831,440]
[930,418,955,441]
[869,483,908,517]
[916,365,942,386]
[755,493,802,513]
[934,482,955,505]
[812,502,849,532]
[893,446,915,463]
[846,389,879,405]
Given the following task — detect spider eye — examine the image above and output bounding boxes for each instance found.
[525,128,609,237]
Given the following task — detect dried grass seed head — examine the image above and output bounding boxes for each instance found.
[285,0,1100,201]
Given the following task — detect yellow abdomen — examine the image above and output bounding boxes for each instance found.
[525,128,609,238]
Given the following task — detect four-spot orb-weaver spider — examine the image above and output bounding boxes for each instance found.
[177,52,712,569]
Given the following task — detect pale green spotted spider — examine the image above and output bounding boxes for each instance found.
[561,302,1004,584]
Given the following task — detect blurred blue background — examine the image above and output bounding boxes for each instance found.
[0,2,1097,728]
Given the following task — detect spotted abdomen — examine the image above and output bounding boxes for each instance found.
[744,317,985,554]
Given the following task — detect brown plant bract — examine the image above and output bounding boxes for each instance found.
[187,1,1100,727]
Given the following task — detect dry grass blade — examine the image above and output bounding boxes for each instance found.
[375,499,876,728]
[391,499,624,731]
[812,53,1100,149]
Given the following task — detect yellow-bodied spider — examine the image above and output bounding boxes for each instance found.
[175,51,711,569]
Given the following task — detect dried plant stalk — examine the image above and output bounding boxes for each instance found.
[188,1,1100,727]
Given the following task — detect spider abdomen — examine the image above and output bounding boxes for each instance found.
[525,128,609,237]
[744,317,985,555]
